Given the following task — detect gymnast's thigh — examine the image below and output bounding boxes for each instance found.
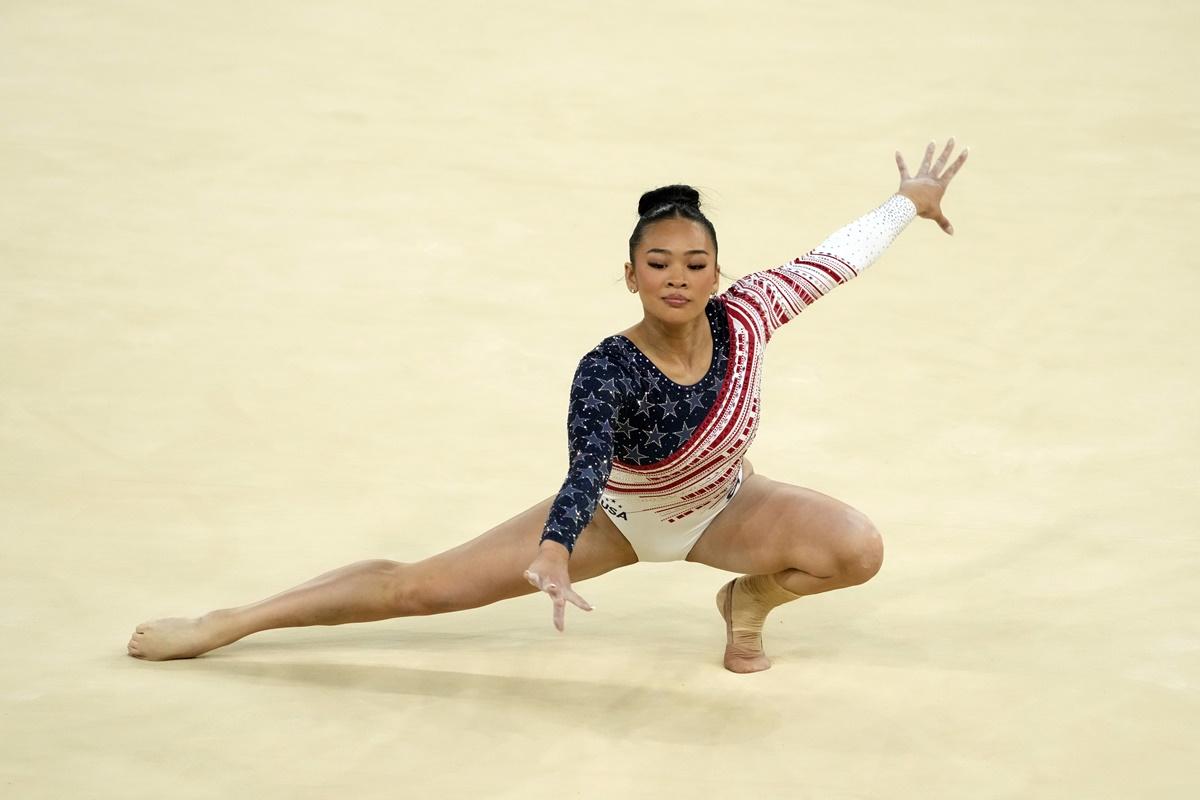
[410,490,640,611]
[684,466,877,578]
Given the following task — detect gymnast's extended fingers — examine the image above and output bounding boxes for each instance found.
[552,590,567,632]
[939,147,969,183]
[918,140,935,176]
[931,137,955,176]
[565,587,593,613]
[895,150,911,181]
[526,568,565,630]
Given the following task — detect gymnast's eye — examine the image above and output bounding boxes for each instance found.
[648,262,666,269]
[689,264,706,270]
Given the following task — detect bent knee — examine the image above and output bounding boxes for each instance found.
[837,512,884,585]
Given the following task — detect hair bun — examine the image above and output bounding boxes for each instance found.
[637,184,701,217]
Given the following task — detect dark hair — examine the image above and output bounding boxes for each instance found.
[628,184,719,263]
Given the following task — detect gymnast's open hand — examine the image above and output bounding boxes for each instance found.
[896,137,969,235]
[525,542,593,632]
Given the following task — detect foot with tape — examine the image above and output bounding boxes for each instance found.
[715,574,802,673]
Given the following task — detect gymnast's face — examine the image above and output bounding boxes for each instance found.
[624,217,720,322]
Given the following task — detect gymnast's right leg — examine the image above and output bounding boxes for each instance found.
[126,493,639,661]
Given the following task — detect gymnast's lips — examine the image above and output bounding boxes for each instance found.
[663,295,689,305]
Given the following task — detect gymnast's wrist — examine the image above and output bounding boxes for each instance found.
[893,190,923,218]
[539,537,571,559]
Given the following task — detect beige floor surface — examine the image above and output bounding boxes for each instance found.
[2,1,1197,797]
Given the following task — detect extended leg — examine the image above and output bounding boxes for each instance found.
[126,558,408,661]
[127,492,638,661]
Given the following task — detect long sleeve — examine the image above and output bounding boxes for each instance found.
[723,193,917,341]
[539,350,629,556]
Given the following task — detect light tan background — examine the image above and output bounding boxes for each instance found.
[2,1,1196,797]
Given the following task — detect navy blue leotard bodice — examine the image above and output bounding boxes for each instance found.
[539,298,729,551]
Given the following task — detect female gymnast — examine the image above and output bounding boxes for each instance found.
[127,138,968,673]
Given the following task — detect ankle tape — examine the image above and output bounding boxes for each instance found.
[728,574,803,635]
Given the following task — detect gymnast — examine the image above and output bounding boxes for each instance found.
[127,138,968,673]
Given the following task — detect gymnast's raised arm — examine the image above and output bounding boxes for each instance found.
[722,138,969,339]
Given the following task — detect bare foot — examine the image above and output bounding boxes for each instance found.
[126,612,236,661]
[716,578,773,674]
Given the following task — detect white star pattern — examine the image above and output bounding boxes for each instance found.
[645,425,667,448]
[674,424,696,446]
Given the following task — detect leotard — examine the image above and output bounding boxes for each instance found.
[540,193,918,560]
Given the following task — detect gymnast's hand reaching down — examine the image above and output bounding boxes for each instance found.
[525,541,593,632]
[896,137,969,235]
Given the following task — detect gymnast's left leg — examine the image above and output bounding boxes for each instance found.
[685,460,884,673]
